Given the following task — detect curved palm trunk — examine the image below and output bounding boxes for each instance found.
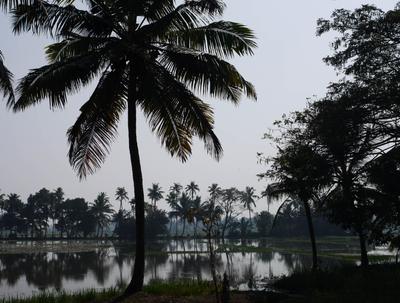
[302,200,318,270]
[124,65,145,296]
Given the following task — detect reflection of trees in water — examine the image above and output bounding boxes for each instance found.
[0,248,118,291]
[277,253,311,273]
[0,241,340,295]
[145,253,169,280]
[165,252,222,281]
[0,254,32,286]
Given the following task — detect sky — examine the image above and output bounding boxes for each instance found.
[0,0,398,212]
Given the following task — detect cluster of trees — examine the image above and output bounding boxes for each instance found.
[0,187,168,239]
[0,183,272,240]
[259,3,400,269]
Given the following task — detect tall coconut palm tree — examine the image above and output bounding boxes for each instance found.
[261,187,273,213]
[91,192,114,237]
[261,138,333,271]
[7,0,256,294]
[147,183,164,209]
[0,50,14,105]
[170,183,183,195]
[239,186,258,225]
[166,190,179,237]
[115,187,129,211]
[186,181,200,199]
[208,183,221,204]
[191,196,204,237]
[176,193,193,237]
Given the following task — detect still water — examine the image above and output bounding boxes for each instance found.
[0,239,357,297]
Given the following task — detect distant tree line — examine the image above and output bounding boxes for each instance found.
[259,3,400,269]
[0,182,345,240]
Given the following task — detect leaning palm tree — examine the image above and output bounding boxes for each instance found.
[147,183,164,209]
[186,181,200,199]
[0,50,14,105]
[239,186,258,225]
[115,187,129,211]
[7,0,256,294]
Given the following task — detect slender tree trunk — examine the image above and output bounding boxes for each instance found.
[181,219,186,237]
[194,220,198,238]
[208,232,220,303]
[175,216,178,237]
[358,229,369,268]
[124,61,146,296]
[303,200,318,270]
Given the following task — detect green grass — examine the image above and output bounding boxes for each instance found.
[273,263,400,303]
[143,279,215,297]
[0,289,119,303]
[0,281,215,303]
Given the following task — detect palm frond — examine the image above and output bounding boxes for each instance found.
[270,196,297,231]
[67,63,127,179]
[164,21,256,58]
[0,50,15,107]
[185,0,226,17]
[137,59,222,161]
[160,47,256,103]
[14,51,106,111]
[12,1,113,37]
[0,0,32,11]
[138,0,215,37]
[263,183,291,204]
[45,34,119,63]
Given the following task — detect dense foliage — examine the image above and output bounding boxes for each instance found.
[260,2,400,268]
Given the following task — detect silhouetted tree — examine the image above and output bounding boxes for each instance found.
[115,187,128,211]
[147,184,164,209]
[255,211,273,236]
[239,187,258,226]
[186,182,200,200]
[91,193,114,237]
[7,0,256,294]
[220,188,240,238]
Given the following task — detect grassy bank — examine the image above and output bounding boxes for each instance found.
[273,263,400,303]
[0,289,119,303]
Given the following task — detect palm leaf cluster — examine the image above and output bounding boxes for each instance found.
[0,50,14,106]
[3,0,256,178]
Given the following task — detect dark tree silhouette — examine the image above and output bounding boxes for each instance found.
[5,0,256,294]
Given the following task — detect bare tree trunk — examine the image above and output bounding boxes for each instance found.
[358,229,369,268]
[303,200,318,270]
[124,60,145,296]
[181,219,186,237]
[208,234,220,303]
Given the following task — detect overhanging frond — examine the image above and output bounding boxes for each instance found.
[137,58,222,161]
[14,51,106,111]
[160,47,256,103]
[0,50,15,107]
[163,21,257,58]
[67,63,127,179]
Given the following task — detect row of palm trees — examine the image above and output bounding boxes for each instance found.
[145,182,259,237]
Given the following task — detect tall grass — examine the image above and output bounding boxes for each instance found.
[143,279,214,297]
[0,288,119,303]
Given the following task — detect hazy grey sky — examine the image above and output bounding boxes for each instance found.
[0,1,398,212]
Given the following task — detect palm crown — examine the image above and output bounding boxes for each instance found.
[7,0,256,177]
